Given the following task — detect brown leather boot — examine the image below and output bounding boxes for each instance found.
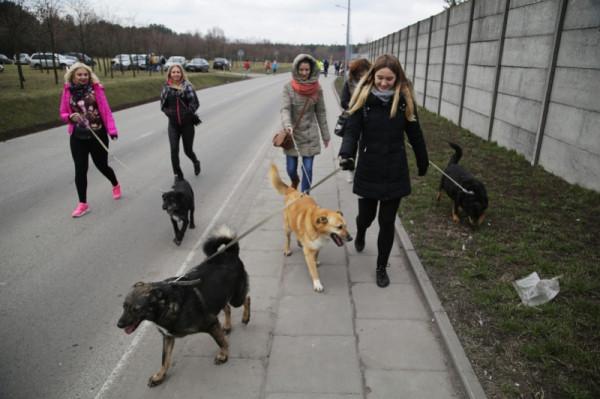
[291,176,300,190]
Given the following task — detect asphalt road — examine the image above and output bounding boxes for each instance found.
[0,72,298,399]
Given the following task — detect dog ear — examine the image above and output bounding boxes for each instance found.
[337,210,344,216]
[316,216,328,225]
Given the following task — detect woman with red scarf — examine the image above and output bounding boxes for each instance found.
[280,54,330,192]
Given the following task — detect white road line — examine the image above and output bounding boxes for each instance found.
[94,138,270,399]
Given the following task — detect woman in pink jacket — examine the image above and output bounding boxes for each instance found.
[59,62,121,218]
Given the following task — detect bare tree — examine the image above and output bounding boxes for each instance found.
[0,0,36,89]
[66,0,96,68]
[34,0,63,84]
[444,0,467,8]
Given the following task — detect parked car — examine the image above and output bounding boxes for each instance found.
[13,53,30,65]
[111,54,134,70]
[65,52,95,66]
[132,54,147,70]
[163,56,187,71]
[212,57,231,71]
[29,52,76,69]
[0,53,13,64]
[185,57,209,72]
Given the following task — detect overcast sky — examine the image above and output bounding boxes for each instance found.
[95,0,446,45]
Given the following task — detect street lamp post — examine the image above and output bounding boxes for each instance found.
[344,0,351,81]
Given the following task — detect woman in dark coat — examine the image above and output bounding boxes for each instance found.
[160,64,201,181]
[338,54,429,287]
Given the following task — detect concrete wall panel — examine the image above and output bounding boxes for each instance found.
[471,14,504,42]
[474,0,507,18]
[563,0,600,30]
[443,64,465,85]
[545,103,600,153]
[442,82,463,105]
[462,108,491,139]
[440,101,461,124]
[425,95,439,110]
[495,93,541,133]
[503,36,554,67]
[447,23,470,45]
[464,86,493,116]
[445,43,467,64]
[506,0,559,37]
[466,65,497,91]
[556,28,600,69]
[449,2,473,24]
[498,66,547,100]
[538,136,600,190]
[469,41,500,66]
[551,68,600,112]
[491,119,536,160]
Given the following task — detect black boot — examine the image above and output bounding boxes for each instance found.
[194,160,201,176]
[376,264,390,288]
[354,216,365,252]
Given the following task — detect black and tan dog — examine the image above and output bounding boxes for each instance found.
[437,142,488,225]
[117,226,250,387]
[269,163,352,292]
[162,178,195,245]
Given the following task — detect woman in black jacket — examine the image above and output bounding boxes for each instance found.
[160,64,201,181]
[339,54,429,287]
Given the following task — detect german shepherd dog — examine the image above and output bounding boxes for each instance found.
[269,163,353,292]
[162,178,195,245]
[437,142,488,225]
[117,226,250,387]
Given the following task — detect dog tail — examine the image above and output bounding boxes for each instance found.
[269,163,291,195]
[448,142,463,165]
[203,225,239,257]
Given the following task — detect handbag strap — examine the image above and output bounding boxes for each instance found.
[290,98,312,132]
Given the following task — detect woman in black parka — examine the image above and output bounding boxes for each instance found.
[339,54,429,287]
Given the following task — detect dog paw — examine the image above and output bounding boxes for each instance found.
[174,238,182,246]
[147,374,165,387]
[284,250,292,257]
[223,326,232,335]
[214,352,228,365]
[190,223,196,229]
[313,280,324,292]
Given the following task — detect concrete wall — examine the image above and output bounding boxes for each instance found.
[366,0,600,192]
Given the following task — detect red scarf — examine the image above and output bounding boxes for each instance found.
[291,79,320,100]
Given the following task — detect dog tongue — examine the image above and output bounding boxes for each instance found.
[124,324,138,335]
[331,233,344,247]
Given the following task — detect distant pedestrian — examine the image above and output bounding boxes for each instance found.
[264,60,271,74]
[243,59,251,72]
[59,62,121,218]
[334,61,340,76]
[338,54,429,287]
[322,58,329,77]
[160,64,201,182]
[272,60,278,74]
[280,54,330,192]
[340,58,371,183]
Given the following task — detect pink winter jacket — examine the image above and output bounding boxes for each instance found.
[59,83,118,137]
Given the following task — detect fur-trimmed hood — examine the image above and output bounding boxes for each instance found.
[292,54,319,83]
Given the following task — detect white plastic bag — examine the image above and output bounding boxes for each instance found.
[513,272,561,307]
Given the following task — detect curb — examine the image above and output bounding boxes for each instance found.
[395,218,487,399]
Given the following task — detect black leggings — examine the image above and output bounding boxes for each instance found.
[168,121,198,178]
[70,131,118,203]
[356,197,402,266]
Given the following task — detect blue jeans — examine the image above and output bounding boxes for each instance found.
[286,155,314,193]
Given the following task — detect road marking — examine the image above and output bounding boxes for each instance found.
[94,138,270,399]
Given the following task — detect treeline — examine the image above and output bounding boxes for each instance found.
[0,0,346,63]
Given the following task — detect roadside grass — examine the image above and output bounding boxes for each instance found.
[0,64,246,140]
[404,108,600,398]
[333,77,600,398]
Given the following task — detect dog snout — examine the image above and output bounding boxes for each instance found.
[345,233,353,242]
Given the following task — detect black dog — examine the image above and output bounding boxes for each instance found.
[162,178,195,245]
[437,142,488,226]
[117,226,251,387]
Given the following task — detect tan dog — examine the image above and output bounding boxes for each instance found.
[269,164,352,292]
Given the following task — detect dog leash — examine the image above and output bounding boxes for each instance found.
[172,167,342,283]
[404,140,474,195]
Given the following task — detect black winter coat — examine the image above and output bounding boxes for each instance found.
[339,93,429,200]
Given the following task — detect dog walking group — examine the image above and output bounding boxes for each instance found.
[61,54,487,387]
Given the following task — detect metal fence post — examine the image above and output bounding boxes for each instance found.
[438,9,451,115]
[488,0,511,141]
[532,0,568,166]
[458,0,476,128]
[413,21,420,84]
[423,16,434,107]
[405,26,410,71]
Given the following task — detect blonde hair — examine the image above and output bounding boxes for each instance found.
[64,62,100,84]
[166,63,189,85]
[348,54,416,121]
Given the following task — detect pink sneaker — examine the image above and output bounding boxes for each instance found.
[112,184,121,200]
[71,202,89,218]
